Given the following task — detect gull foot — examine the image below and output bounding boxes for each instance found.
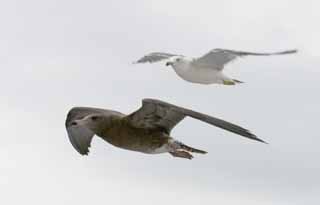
[169,151,194,160]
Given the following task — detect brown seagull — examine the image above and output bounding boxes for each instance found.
[65,99,265,159]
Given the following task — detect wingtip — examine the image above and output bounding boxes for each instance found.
[252,135,268,144]
[257,138,269,144]
[281,49,298,54]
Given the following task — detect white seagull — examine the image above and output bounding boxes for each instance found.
[135,48,297,85]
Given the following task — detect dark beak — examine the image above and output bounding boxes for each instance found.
[166,62,173,66]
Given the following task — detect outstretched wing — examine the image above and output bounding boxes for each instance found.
[192,48,297,70]
[65,107,124,155]
[134,52,181,64]
[126,99,266,143]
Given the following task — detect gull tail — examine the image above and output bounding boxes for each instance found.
[233,79,244,84]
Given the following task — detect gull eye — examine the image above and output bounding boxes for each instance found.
[91,116,100,121]
[176,58,180,62]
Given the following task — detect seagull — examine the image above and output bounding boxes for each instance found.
[65,99,266,159]
[135,48,297,85]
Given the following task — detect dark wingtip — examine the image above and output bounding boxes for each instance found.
[133,60,143,64]
[256,138,269,144]
[251,135,268,144]
[280,49,298,55]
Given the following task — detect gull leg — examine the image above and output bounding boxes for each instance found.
[179,143,207,154]
[232,79,244,83]
[170,139,207,154]
[222,78,244,85]
[168,139,207,159]
[222,79,236,85]
[169,151,193,160]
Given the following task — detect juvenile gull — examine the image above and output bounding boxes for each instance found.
[65,99,265,159]
[135,48,297,85]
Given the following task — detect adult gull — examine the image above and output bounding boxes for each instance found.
[135,48,297,85]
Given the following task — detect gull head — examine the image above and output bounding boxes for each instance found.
[71,114,109,132]
[165,56,187,67]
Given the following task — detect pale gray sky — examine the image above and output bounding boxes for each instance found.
[1,0,319,204]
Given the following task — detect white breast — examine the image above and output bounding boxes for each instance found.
[172,61,224,84]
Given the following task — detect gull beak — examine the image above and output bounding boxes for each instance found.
[166,61,173,66]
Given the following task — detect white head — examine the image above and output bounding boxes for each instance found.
[165,56,188,68]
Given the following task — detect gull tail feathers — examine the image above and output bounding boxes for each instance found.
[233,79,244,83]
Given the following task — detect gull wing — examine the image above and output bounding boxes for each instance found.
[134,52,181,64]
[65,107,124,155]
[126,99,266,143]
[192,48,297,70]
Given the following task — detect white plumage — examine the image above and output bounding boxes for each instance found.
[135,48,297,85]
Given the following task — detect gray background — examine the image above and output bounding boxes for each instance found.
[1,0,319,204]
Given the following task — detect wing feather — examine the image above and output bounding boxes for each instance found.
[126,99,266,143]
[135,52,180,64]
[192,48,297,70]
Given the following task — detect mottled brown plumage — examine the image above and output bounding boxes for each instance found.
[98,116,170,154]
[65,99,266,159]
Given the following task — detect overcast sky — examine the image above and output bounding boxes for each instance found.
[1,0,319,204]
